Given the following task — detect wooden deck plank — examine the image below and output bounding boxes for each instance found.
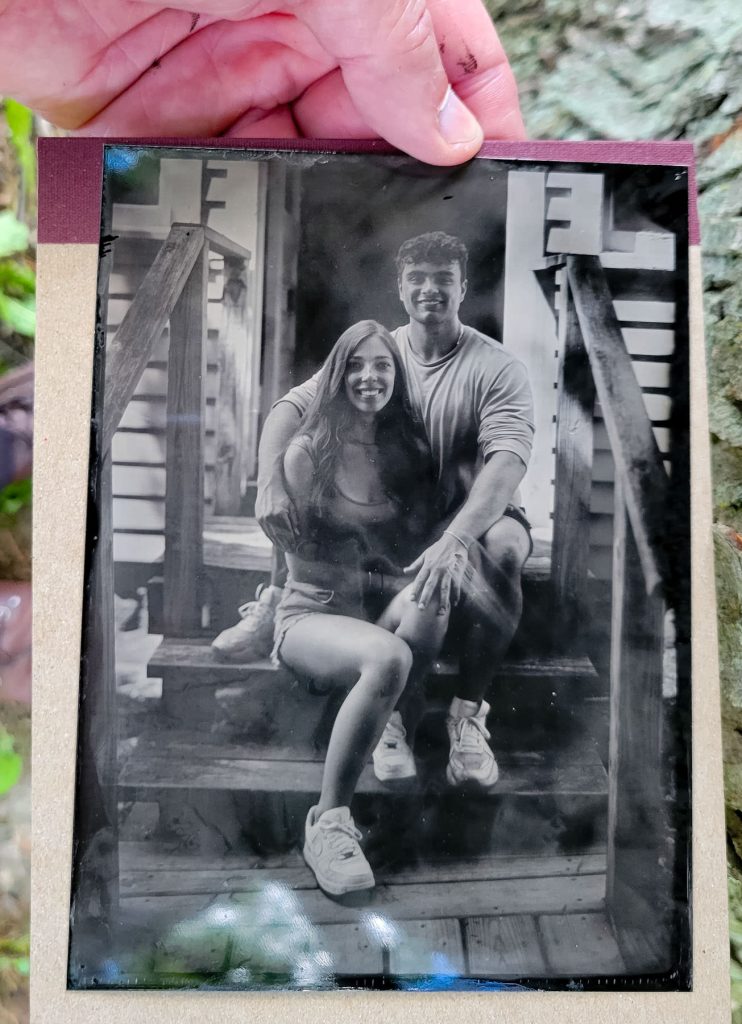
[119,847,607,897]
[538,911,626,976]
[119,755,608,797]
[608,922,672,975]
[120,871,606,928]
[317,922,384,976]
[388,919,465,977]
[465,914,547,978]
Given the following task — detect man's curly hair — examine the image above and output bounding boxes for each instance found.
[395,231,469,279]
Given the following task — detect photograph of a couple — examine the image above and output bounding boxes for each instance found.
[70,144,691,991]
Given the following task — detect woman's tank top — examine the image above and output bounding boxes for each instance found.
[290,436,426,575]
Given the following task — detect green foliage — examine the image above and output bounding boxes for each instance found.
[0,292,35,338]
[0,727,23,796]
[0,211,35,338]
[0,479,31,522]
[4,100,36,202]
[0,99,37,363]
[0,210,28,260]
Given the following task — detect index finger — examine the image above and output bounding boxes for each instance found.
[410,564,431,602]
[418,568,444,609]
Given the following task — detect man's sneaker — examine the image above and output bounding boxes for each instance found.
[303,806,375,896]
[211,585,282,662]
[446,698,499,788]
[372,711,417,781]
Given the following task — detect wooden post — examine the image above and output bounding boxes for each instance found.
[163,242,209,636]
[260,163,301,426]
[69,449,120,977]
[69,195,119,975]
[214,254,250,514]
[606,480,669,972]
[567,254,667,598]
[551,275,595,639]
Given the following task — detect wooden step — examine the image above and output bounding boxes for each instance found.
[119,748,607,798]
[119,839,606,892]
[148,639,599,686]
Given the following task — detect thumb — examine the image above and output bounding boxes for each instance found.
[404,554,424,574]
[300,0,483,166]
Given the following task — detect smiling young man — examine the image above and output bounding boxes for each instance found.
[254,231,535,789]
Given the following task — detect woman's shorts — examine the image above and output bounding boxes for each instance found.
[271,578,366,668]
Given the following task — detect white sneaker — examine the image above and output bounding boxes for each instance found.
[446,699,499,788]
[211,585,282,662]
[372,711,417,781]
[303,806,375,896]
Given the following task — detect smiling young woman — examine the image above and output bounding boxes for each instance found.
[268,319,447,896]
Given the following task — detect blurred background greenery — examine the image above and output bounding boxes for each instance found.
[0,0,740,1019]
[0,97,34,1024]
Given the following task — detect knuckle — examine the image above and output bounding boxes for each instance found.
[384,0,431,56]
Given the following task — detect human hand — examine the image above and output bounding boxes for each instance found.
[0,0,524,166]
[404,532,468,612]
[255,457,300,551]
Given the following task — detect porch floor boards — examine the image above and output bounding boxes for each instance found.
[118,836,624,980]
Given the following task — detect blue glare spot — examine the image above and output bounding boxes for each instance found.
[98,959,122,983]
[105,148,143,175]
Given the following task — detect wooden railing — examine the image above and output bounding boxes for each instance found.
[77,222,251,943]
[553,254,673,972]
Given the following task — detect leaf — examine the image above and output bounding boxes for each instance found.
[0,259,35,298]
[4,99,37,198]
[0,479,32,520]
[0,211,29,260]
[0,745,22,794]
[0,292,35,337]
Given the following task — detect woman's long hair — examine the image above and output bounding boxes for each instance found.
[294,320,435,524]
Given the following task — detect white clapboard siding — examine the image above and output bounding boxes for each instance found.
[106,325,221,365]
[621,328,675,358]
[113,532,165,564]
[587,275,677,581]
[108,295,223,334]
[110,219,223,578]
[112,465,167,498]
[632,361,671,390]
[119,398,218,433]
[107,185,261,567]
[112,430,219,468]
[113,464,216,498]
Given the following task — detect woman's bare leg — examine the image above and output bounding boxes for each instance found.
[279,614,412,814]
[376,583,450,738]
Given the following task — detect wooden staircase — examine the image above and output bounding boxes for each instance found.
[124,525,609,844]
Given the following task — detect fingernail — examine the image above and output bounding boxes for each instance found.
[438,86,482,147]
[418,602,426,610]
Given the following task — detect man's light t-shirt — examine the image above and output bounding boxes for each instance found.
[279,324,535,518]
